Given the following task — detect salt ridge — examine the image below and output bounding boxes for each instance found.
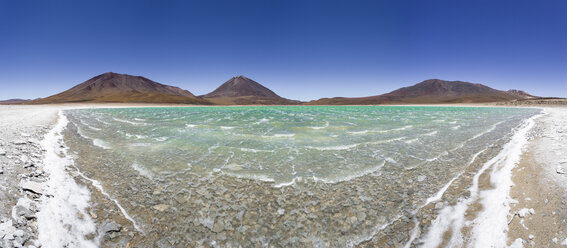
[36,111,98,248]
[420,112,542,247]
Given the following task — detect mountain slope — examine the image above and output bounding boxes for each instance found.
[31,72,211,104]
[307,79,528,105]
[202,76,300,105]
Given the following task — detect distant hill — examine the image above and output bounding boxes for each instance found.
[0,99,31,104]
[30,72,211,104]
[307,79,530,105]
[201,76,300,105]
[507,89,536,98]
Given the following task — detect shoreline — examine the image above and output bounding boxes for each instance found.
[0,103,565,247]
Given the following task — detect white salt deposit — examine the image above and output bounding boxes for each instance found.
[422,112,541,248]
[36,111,98,247]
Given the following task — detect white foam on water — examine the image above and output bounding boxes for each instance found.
[307,143,360,151]
[186,124,197,128]
[240,147,274,153]
[36,111,98,248]
[420,113,541,248]
[153,137,168,142]
[310,121,329,130]
[254,118,270,124]
[112,117,147,126]
[273,133,295,138]
[313,160,386,184]
[348,130,369,135]
[129,143,152,147]
[94,117,110,125]
[132,162,154,179]
[273,177,300,188]
[449,120,506,152]
[389,125,413,132]
[93,139,112,149]
[124,133,148,139]
[86,125,101,131]
[75,125,112,149]
[221,171,276,183]
[423,131,438,136]
[348,125,414,135]
[220,126,234,130]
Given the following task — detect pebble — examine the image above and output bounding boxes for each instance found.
[152,204,170,212]
[529,234,534,240]
[0,149,6,156]
[20,181,44,195]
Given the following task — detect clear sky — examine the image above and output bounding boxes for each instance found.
[0,0,565,101]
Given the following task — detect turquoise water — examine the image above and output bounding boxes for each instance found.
[68,106,537,185]
[64,106,540,247]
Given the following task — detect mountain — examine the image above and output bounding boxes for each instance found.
[201,76,300,105]
[307,79,529,105]
[30,72,211,104]
[0,99,31,104]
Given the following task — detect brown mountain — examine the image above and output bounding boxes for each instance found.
[307,79,529,105]
[201,76,300,105]
[31,72,211,104]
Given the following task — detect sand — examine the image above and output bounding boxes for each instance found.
[0,103,565,247]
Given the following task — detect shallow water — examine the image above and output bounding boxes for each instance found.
[63,106,539,247]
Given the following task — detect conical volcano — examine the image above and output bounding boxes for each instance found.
[202,76,300,105]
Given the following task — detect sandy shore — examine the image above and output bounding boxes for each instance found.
[507,107,567,247]
[0,103,565,247]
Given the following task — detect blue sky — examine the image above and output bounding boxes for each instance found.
[0,0,565,101]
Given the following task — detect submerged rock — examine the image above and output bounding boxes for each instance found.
[152,204,170,212]
[100,221,122,240]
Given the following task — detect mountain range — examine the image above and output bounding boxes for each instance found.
[10,72,535,105]
[306,79,533,105]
